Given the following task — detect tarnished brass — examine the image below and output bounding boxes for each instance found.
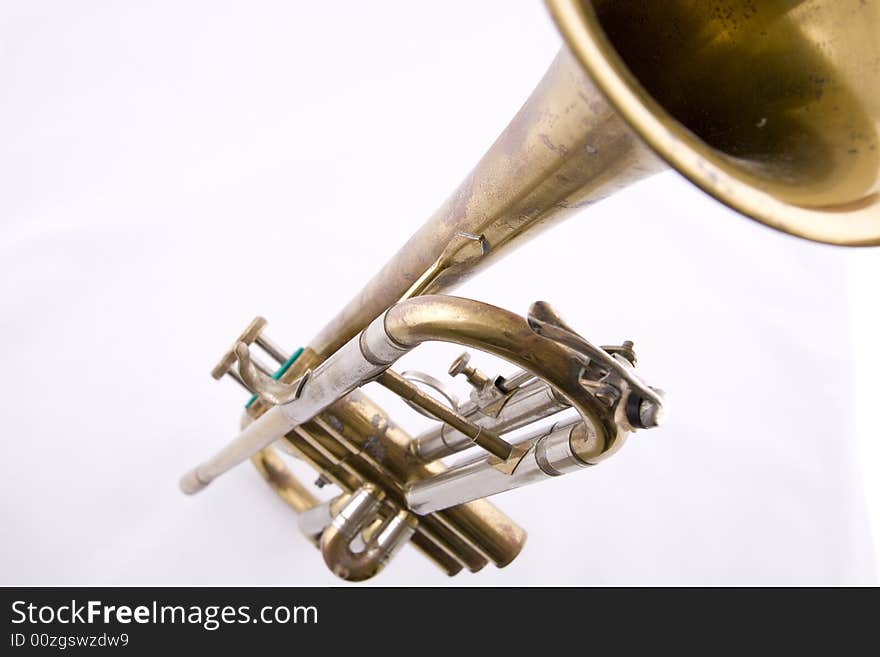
[212,317,267,381]
[302,46,664,362]
[551,0,880,245]
[209,1,879,580]
[250,449,317,514]
[277,425,472,575]
[383,296,620,459]
[376,370,515,461]
[317,390,527,569]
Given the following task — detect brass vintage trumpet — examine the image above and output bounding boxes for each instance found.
[181,1,880,580]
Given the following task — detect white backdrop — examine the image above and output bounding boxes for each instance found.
[1,1,878,585]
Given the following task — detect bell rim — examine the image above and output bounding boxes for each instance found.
[546,0,880,247]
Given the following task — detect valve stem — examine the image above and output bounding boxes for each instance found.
[448,352,491,390]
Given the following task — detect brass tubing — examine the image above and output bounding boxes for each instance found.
[321,391,527,567]
[250,448,318,514]
[410,378,568,463]
[244,351,523,571]
[376,370,514,460]
[242,331,528,571]
[248,295,625,572]
[303,418,492,573]
[233,0,880,580]
[246,343,524,571]
[412,515,486,574]
[432,502,526,569]
[407,529,464,577]
[305,48,661,361]
[383,295,617,457]
[319,485,417,582]
[282,432,469,576]
[288,425,488,573]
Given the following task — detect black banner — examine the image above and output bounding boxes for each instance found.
[0,587,871,653]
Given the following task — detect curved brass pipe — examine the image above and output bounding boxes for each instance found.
[316,390,522,569]
[236,294,621,579]
[278,429,469,576]
[384,295,620,461]
[319,484,417,582]
[250,448,318,514]
[248,418,470,575]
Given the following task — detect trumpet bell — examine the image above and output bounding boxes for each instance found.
[549,0,880,245]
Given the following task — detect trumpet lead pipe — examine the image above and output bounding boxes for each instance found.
[180,312,411,494]
[179,405,295,494]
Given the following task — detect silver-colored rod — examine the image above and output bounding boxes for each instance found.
[255,333,290,365]
[179,312,411,494]
[405,419,592,515]
[410,379,569,463]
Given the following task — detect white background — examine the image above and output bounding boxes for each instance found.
[1,1,878,585]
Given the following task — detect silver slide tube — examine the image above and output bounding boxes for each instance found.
[320,485,417,581]
[405,419,600,515]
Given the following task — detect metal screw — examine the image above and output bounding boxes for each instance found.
[314,475,329,489]
[448,352,471,378]
[448,352,491,389]
[638,388,666,429]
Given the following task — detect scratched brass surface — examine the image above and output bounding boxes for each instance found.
[307,48,662,360]
[319,390,527,568]
[250,347,526,573]
[244,0,880,578]
[271,432,468,575]
[251,449,317,514]
[290,415,493,573]
[384,295,621,460]
[550,0,880,244]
